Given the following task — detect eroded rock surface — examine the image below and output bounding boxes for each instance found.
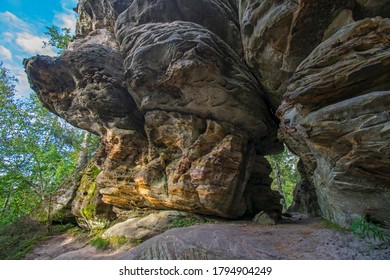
[278,18,390,227]
[25,0,282,225]
[116,0,243,55]
[116,220,390,260]
[25,0,390,232]
[102,211,203,242]
[238,0,356,108]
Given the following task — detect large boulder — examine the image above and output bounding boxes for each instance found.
[25,0,282,222]
[278,18,390,227]
[102,211,195,242]
[115,222,390,260]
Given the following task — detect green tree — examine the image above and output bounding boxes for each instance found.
[43,25,73,53]
[0,62,85,225]
[266,146,300,210]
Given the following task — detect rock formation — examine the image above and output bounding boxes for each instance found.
[278,17,390,227]
[238,0,390,228]
[25,0,283,228]
[25,0,390,230]
[237,0,356,108]
[114,221,390,260]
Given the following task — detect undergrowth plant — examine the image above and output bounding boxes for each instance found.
[170,218,198,228]
[350,216,388,242]
[0,218,78,259]
[89,235,128,250]
[89,236,109,249]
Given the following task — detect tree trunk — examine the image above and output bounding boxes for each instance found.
[0,186,13,216]
[274,159,287,212]
[76,132,89,170]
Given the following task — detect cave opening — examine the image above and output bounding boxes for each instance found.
[265,144,300,213]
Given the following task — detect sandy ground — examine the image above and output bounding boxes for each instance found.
[25,215,390,260]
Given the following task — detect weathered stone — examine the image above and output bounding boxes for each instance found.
[355,0,390,18]
[98,110,280,218]
[33,171,81,224]
[119,21,280,152]
[102,211,191,242]
[245,156,282,218]
[252,211,275,225]
[25,2,282,220]
[116,0,243,55]
[288,160,321,216]
[75,0,133,35]
[24,29,144,136]
[278,18,390,227]
[115,221,390,260]
[71,161,116,230]
[238,0,356,107]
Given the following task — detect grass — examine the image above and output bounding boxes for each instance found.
[89,236,109,249]
[170,218,199,228]
[89,235,129,250]
[108,236,128,249]
[0,217,79,260]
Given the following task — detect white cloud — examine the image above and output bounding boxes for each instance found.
[0,11,29,31]
[61,0,79,9]
[55,12,77,33]
[3,32,15,43]
[0,45,12,60]
[16,32,57,56]
[55,0,78,33]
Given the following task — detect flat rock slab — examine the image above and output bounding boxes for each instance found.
[116,219,390,260]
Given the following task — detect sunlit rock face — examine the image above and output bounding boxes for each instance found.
[25,0,282,224]
[25,0,390,229]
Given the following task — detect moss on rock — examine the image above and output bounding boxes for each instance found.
[72,161,115,230]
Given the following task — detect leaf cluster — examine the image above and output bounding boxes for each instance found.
[43,25,73,53]
[265,146,300,208]
[351,216,389,242]
[0,62,98,225]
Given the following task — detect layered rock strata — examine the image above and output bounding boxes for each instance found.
[25,0,390,230]
[25,0,282,226]
[238,0,357,108]
[278,18,390,227]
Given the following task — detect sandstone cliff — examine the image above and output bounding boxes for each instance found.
[25,0,390,230]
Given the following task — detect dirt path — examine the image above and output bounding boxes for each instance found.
[25,216,390,260]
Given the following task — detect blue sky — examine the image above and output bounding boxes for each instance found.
[0,0,78,97]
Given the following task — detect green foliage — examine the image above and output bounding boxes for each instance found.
[43,25,73,53]
[0,217,77,260]
[351,216,388,242]
[134,238,143,245]
[0,218,46,259]
[170,218,198,228]
[0,62,96,225]
[265,146,300,209]
[108,236,128,249]
[89,235,128,250]
[89,236,109,249]
[82,203,97,220]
